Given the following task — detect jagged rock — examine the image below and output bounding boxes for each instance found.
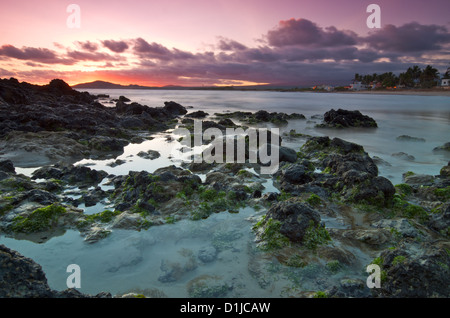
[317,109,378,128]
[427,205,450,236]
[279,146,297,163]
[373,218,421,238]
[137,150,161,160]
[119,117,145,129]
[83,226,111,244]
[111,212,146,230]
[323,153,378,177]
[214,110,305,125]
[280,164,313,185]
[0,244,111,297]
[0,159,15,173]
[82,187,107,207]
[163,101,187,116]
[372,156,392,167]
[32,164,108,186]
[185,110,209,118]
[396,135,426,142]
[328,278,371,298]
[433,142,450,153]
[118,95,130,102]
[372,241,450,297]
[299,136,395,206]
[88,136,129,152]
[0,244,52,297]
[21,189,58,205]
[266,201,321,243]
[342,228,392,245]
[345,176,395,206]
[301,136,365,157]
[217,118,237,127]
[440,164,450,177]
[403,174,435,186]
[392,152,415,161]
[0,131,90,167]
[0,79,189,166]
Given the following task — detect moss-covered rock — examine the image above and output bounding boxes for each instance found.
[371,241,450,297]
[10,203,67,233]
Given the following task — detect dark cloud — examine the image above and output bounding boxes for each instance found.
[1,18,448,87]
[266,18,357,47]
[217,38,248,51]
[133,38,196,61]
[102,40,129,53]
[0,45,74,65]
[0,68,16,77]
[66,50,122,62]
[76,40,99,52]
[363,22,450,53]
[217,44,377,64]
[218,46,279,63]
[133,38,172,60]
[106,22,449,86]
[271,46,359,62]
[171,48,196,60]
[25,62,43,67]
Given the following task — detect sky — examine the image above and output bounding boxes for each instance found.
[0,0,449,87]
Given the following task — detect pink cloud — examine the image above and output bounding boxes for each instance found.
[0,45,74,65]
[266,18,358,47]
[76,41,99,52]
[66,50,122,62]
[363,22,450,53]
[1,16,449,87]
[101,40,129,53]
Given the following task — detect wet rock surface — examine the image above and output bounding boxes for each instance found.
[214,110,306,125]
[0,244,111,298]
[316,108,378,128]
[0,78,186,167]
[0,84,448,298]
[371,240,450,297]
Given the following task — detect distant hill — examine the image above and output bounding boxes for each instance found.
[72,80,304,91]
[72,80,155,89]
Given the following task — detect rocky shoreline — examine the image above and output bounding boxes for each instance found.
[0,78,448,298]
[0,78,186,167]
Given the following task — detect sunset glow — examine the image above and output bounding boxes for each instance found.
[1,0,449,87]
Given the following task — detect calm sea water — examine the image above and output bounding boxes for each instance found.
[1,89,449,297]
[89,89,450,184]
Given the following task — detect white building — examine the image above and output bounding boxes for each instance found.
[350,81,367,91]
[441,78,450,87]
[315,84,334,91]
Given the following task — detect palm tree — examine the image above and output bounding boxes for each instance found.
[398,72,413,87]
[420,65,440,88]
[443,67,450,79]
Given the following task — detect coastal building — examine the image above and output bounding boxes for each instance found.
[441,78,450,87]
[314,84,334,91]
[350,81,367,91]
[369,82,382,89]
